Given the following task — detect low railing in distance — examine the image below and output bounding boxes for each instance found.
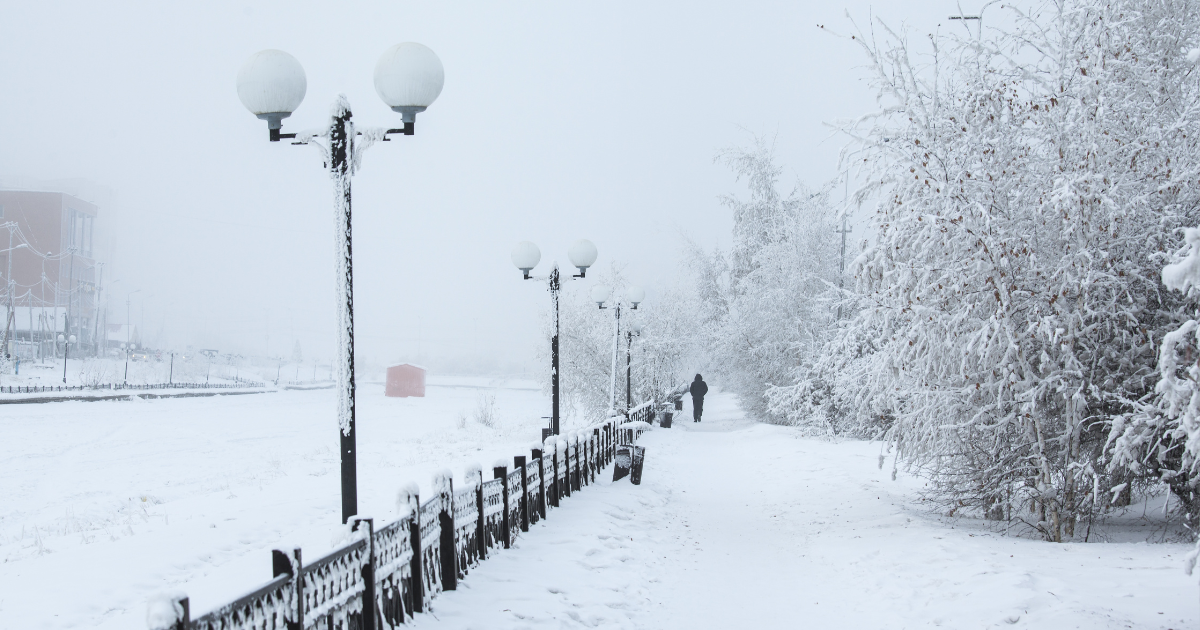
[0,382,264,395]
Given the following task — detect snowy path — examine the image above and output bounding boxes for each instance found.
[416,393,1197,629]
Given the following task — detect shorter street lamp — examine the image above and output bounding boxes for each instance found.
[592,285,644,414]
[58,334,76,383]
[511,239,599,436]
[625,320,645,411]
[121,342,137,384]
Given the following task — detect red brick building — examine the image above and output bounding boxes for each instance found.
[0,191,100,355]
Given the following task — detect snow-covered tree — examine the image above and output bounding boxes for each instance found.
[690,140,841,422]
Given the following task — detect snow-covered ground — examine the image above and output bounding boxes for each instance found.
[417,394,1196,629]
[1,386,1194,629]
[0,375,550,629]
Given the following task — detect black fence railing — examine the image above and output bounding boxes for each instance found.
[0,381,264,395]
[152,411,651,630]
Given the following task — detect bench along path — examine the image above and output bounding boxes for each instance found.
[414,392,1195,629]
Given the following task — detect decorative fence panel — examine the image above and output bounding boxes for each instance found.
[151,414,640,630]
[557,441,570,500]
[453,484,480,576]
[302,536,370,630]
[525,457,542,525]
[373,518,414,629]
[189,573,292,630]
[417,496,443,611]
[505,468,522,547]
[481,478,504,550]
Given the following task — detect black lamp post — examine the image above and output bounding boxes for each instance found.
[237,44,445,524]
[625,320,644,411]
[59,333,75,383]
[511,240,598,436]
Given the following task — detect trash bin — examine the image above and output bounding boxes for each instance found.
[673,399,683,411]
[661,411,673,428]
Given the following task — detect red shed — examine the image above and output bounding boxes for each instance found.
[386,364,427,397]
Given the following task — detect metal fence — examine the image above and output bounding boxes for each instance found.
[0,382,261,395]
[153,412,644,630]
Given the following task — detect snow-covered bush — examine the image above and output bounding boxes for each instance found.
[780,0,1200,540]
[688,139,841,423]
[1112,227,1200,530]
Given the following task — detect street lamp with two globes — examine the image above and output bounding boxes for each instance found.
[236,42,445,524]
[510,239,598,437]
[591,284,645,414]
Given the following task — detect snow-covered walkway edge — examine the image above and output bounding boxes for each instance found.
[420,393,1196,629]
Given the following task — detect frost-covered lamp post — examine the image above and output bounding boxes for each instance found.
[59,333,75,383]
[237,44,444,524]
[592,285,644,414]
[122,342,137,383]
[510,239,598,436]
[625,320,644,411]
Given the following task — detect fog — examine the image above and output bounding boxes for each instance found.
[0,0,964,373]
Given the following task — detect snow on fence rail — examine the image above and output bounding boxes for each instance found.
[151,408,656,630]
[0,382,262,395]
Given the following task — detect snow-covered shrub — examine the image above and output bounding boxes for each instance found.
[78,358,112,388]
[787,0,1200,540]
[473,393,497,429]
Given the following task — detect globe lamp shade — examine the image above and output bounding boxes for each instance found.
[591,285,611,306]
[568,239,598,274]
[57,334,64,343]
[69,335,77,344]
[627,285,646,306]
[237,50,307,129]
[511,241,541,275]
[631,321,645,334]
[374,43,445,123]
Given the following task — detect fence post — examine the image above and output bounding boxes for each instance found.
[437,478,457,591]
[550,446,559,508]
[272,547,303,630]
[155,595,189,630]
[581,436,590,487]
[572,437,581,492]
[515,455,529,532]
[593,429,601,480]
[493,465,510,549]
[350,518,377,630]
[563,439,573,498]
[408,492,424,614]
[532,448,546,519]
[474,468,486,560]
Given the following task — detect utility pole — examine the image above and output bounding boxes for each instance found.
[948,14,982,38]
[608,302,621,415]
[3,223,13,361]
[65,248,76,361]
[92,263,103,357]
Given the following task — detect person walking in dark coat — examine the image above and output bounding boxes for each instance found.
[689,374,708,422]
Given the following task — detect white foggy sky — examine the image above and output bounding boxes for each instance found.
[0,0,974,372]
